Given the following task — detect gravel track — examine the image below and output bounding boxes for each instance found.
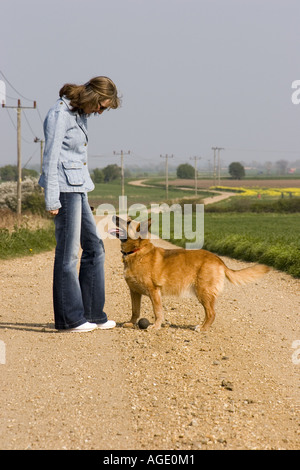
[0,234,299,450]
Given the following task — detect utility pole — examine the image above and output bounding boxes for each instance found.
[190,156,201,196]
[211,147,217,186]
[2,99,36,218]
[160,154,173,200]
[211,147,224,186]
[113,150,130,197]
[207,158,212,178]
[34,137,44,173]
[217,147,224,185]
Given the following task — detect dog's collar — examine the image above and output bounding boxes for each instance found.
[121,248,141,257]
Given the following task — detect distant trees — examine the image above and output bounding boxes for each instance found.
[275,160,289,175]
[92,164,121,183]
[176,163,194,179]
[0,165,16,181]
[92,168,104,183]
[0,165,38,182]
[228,162,245,180]
[264,161,273,175]
[103,164,121,182]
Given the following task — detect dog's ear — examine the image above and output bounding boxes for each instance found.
[136,217,152,230]
[136,217,151,238]
[127,220,139,240]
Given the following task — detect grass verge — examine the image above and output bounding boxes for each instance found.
[166,212,300,278]
[0,223,56,259]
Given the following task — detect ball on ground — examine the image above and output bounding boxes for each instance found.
[138,318,150,329]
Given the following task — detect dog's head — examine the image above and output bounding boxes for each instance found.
[109,215,130,240]
[109,215,151,254]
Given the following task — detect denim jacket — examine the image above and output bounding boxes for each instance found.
[38,97,94,211]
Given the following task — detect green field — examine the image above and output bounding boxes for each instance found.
[204,196,300,213]
[89,180,212,208]
[167,212,300,278]
[1,179,299,279]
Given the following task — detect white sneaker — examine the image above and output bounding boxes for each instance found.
[63,322,98,333]
[97,320,116,330]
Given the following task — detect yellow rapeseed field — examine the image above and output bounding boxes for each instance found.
[211,186,300,197]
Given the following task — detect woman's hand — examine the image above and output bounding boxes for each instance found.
[49,209,59,216]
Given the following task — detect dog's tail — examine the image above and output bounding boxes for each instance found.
[224,263,270,286]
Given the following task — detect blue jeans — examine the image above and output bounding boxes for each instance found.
[53,192,107,329]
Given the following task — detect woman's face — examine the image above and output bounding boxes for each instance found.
[83,99,111,115]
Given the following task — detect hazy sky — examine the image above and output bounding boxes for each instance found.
[1,0,300,171]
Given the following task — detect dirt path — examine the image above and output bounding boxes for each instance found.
[128,178,236,205]
[0,233,299,450]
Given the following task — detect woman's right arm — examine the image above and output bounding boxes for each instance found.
[41,108,67,212]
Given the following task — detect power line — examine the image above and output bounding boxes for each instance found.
[2,99,37,217]
[34,137,44,173]
[3,91,21,100]
[0,69,34,102]
[190,156,201,196]
[23,147,39,169]
[160,154,174,200]
[36,105,44,126]
[113,150,131,197]
[5,108,17,130]
[23,110,38,138]
[5,108,33,144]
[0,68,43,135]
[225,147,300,155]
[212,147,225,185]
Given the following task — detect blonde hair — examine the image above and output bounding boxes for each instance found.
[59,76,120,113]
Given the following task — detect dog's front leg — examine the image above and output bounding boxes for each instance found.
[148,288,164,330]
[123,290,142,328]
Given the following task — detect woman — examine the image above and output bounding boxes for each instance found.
[39,76,120,332]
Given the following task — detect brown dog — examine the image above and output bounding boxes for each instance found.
[111,216,269,331]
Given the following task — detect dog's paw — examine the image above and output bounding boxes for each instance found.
[147,323,162,331]
[122,322,135,329]
[195,324,209,333]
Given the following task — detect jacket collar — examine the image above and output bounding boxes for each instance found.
[60,97,88,140]
[75,114,88,141]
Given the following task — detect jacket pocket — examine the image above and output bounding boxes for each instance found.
[62,161,85,186]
